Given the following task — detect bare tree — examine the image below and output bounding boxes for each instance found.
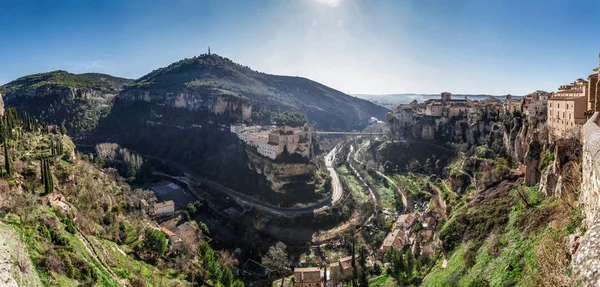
[217,250,238,269]
[262,241,289,286]
[95,143,119,160]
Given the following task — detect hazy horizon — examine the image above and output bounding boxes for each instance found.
[2,0,600,95]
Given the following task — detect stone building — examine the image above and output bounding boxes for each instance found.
[547,79,588,139]
[378,229,407,256]
[154,200,175,216]
[329,256,358,283]
[231,124,311,160]
[293,267,322,287]
[522,90,550,119]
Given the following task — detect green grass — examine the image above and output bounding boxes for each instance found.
[369,274,397,286]
[374,180,397,209]
[338,164,369,204]
[391,173,431,198]
[423,186,576,287]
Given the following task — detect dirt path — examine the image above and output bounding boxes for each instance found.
[76,230,128,286]
[376,171,409,211]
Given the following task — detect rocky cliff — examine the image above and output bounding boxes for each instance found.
[246,149,317,193]
[388,113,490,146]
[119,88,253,122]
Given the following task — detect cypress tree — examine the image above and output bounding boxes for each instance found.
[3,140,10,177]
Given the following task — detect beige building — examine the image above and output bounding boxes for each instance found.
[154,200,175,216]
[329,256,357,283]
[231,124,311,160]
[293,267,322,287]
[379,229,407,256]
[548,79,588,138]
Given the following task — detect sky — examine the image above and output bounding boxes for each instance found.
[1,0,600,95]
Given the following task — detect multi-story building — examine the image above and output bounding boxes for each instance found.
[522,90,550,119]
[548,79,588,138]
[231,124,311,160]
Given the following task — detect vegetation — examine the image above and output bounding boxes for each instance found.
[0,108,246,286]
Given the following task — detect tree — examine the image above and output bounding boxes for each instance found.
[143,229,167,259]
[221,267,233,287]
[262,241,289,287]
[3,139,11,176]
[351,239,357,287]
[60,122,67,135]
[231,280,245,287]
[358,245,368,287]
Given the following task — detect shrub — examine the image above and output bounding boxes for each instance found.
[469,279,490,287]
[463,247,477,268]
[538,151,554,172]
[143,228,167,258]
[63,218,76,234]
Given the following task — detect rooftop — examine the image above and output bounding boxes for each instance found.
[295,267,321,282]
[154,200,175,209]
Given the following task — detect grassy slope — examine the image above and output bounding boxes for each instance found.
[2,127,186,286]
[422,187,578,287]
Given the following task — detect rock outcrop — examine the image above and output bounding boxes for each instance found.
[120,89,253,122]
[246,150,317,192]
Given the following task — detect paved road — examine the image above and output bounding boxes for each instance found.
[325,143,344,205]
[151,155,334,216]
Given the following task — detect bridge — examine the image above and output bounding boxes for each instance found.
[313,132,385,136]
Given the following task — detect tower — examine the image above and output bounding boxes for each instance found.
[208,46,211,55]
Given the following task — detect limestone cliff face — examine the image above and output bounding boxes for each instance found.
[120,89,252,122]
[4,86,117,106]
[501,118,551,187]
[245,149,316,192]
[389,115,489,145]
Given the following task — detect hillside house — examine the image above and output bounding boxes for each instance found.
[379,229,407,256]
[329,256,357,283]
[293,267,322,287]
[154,200,175,216]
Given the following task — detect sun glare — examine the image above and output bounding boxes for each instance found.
[313,0,341,8]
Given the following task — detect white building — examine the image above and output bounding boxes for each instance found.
[154,200,175,216]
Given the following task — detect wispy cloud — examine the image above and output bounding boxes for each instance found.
[64,60,104,71]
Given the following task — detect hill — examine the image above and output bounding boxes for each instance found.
[121,54,389,131]
[0,71,134,139]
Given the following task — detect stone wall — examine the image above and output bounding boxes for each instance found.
[573,112,600,284]
[579,112,600,226]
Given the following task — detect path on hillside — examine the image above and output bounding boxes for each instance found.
[376,171,409,211]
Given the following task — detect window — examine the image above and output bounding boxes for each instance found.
[558,103,560,109]
[563,112,565,118]
[569,114,571,120]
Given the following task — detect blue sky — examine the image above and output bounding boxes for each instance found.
[1,0,599,95]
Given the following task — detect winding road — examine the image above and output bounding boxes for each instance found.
[152,147,345,216]
[325,143,344,205]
